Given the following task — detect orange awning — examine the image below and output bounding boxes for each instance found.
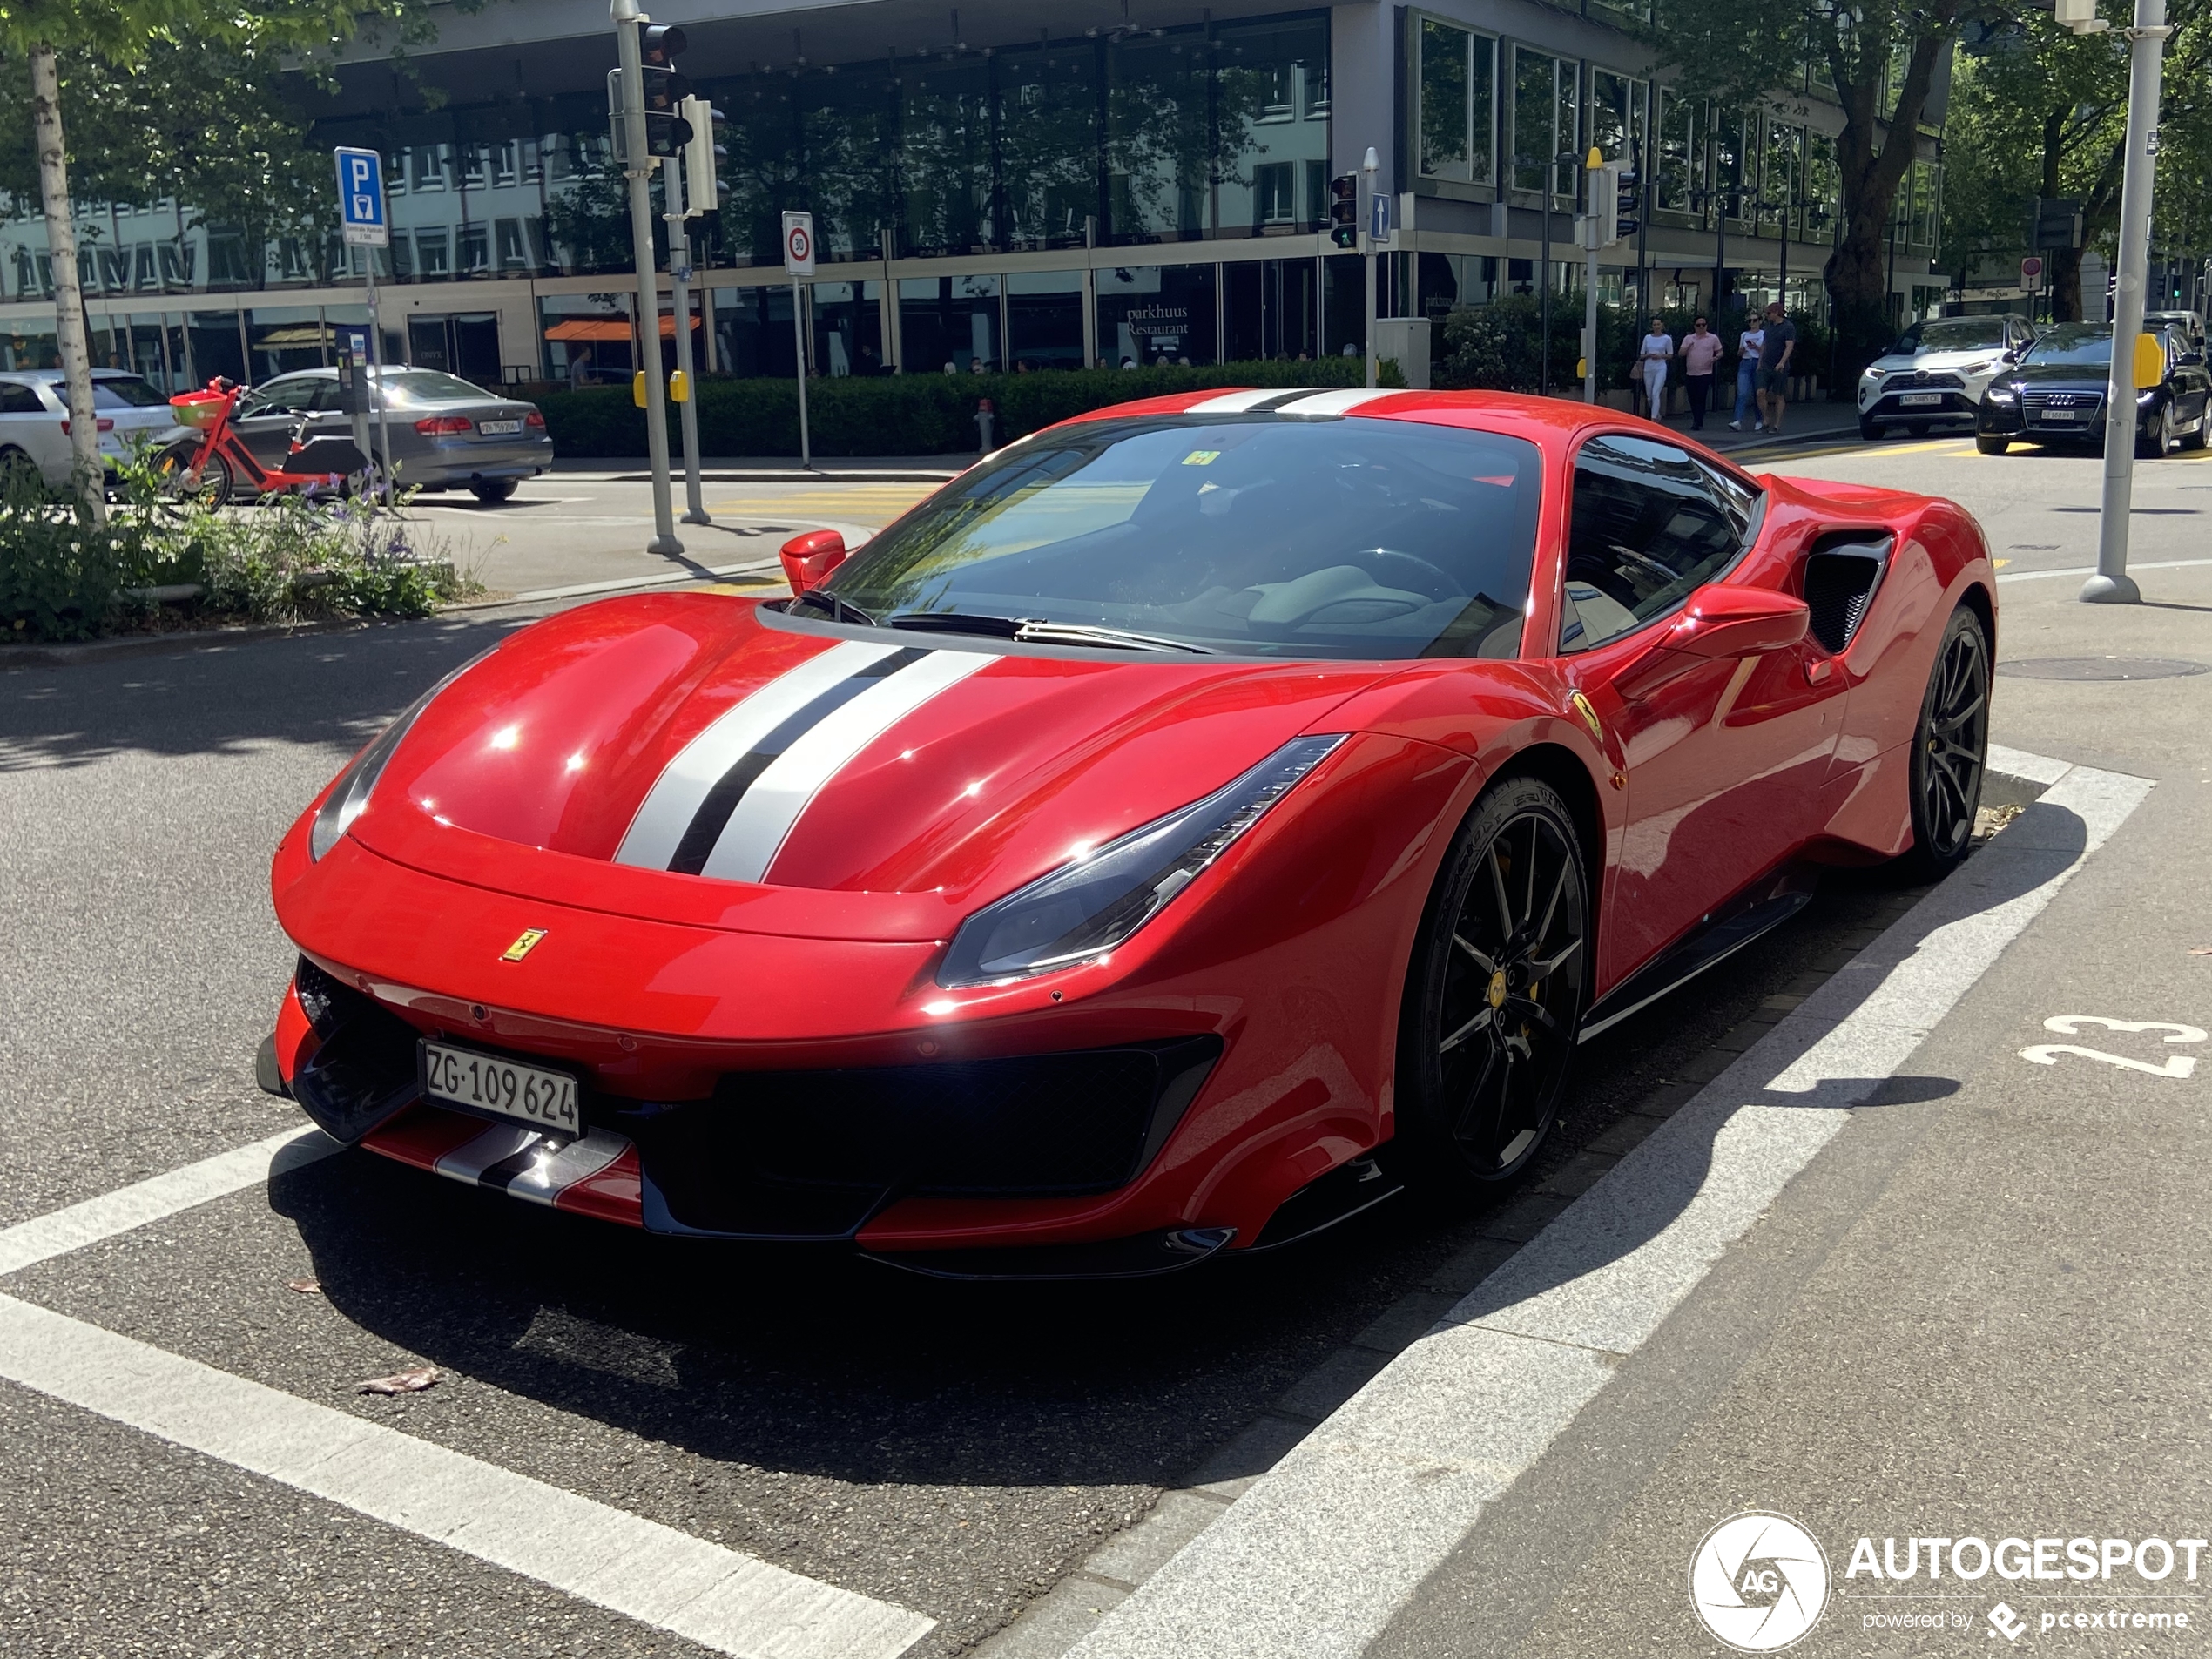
[543,316,682,341]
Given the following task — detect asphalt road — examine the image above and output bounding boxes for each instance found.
[2,421,2204,1657]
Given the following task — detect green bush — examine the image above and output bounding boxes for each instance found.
[536,355,1405,458]
[0,455,474,644]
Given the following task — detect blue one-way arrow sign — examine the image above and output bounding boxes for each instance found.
[334,147,388,248]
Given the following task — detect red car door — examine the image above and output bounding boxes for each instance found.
[1551,433,1846,992]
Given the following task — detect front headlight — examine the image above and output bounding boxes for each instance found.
[308,653,490,860]
[1984,384,2017,404]
[936,734,1346,987]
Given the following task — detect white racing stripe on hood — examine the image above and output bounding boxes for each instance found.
[614,639,900,871]
[700,648,999,884]
[1184,388,1324,413]
[1273,387,1401,416]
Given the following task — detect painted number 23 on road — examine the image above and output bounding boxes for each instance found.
[2020,1015,2203,1078]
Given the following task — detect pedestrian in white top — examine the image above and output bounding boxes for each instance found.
[1638,317,1674,422]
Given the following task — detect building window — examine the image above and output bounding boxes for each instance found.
[496,218,529,270]
[415,228,450,276]
[1254,163,1296,225]
[1656,91,1700,217]
[411,145,448,193]
[1586,69,1645,171]
[1510,47,1578,203]
[1416,17,1495,187]
[457,226,489,274]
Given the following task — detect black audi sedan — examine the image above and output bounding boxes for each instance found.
[1975,323,2212,456]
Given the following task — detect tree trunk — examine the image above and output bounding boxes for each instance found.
[29,44,104,525]
[2040,111,2081,322]
[1823,29,1955,381]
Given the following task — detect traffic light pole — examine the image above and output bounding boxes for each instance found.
[2085,0,2171,605]
[1362,147,1379,390]
[663,147,709,525]
[612,0,681,557]
[1584,149,1601,405]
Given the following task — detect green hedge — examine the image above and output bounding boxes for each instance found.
[536,356,1404,458]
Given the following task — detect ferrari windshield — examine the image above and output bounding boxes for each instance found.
[2020,326,2113,367]
[816,415,1542,659]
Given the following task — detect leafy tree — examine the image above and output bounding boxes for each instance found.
[1939,2,2212,320]
[1651,0,1969,377]
[0,2,445,517]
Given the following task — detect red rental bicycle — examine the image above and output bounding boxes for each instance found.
[155,379,373,507]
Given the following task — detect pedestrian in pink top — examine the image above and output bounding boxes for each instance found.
[1679,316,1724,431]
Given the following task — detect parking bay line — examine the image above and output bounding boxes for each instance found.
[1064,747,2153,1659]
[1998,556,2212,584]
[0,1144,935,1658]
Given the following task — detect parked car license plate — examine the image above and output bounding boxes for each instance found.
[420,1040,580,1135]
[2038,409,2080,421]
[478,418,523,435]
[1898,392,1942,407]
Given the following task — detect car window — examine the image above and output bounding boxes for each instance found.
[237,376,322,417]
[0,383,44,415]
[818,414,1544,660]
[1560,435,1756,655]
[378,370,487,402]
[2020,327,2113,367]
[91,375,169,409]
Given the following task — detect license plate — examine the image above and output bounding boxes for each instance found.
[477,418,523,435]
[2038,409,2080,421]
[420,1040,581,1136]
[1898,392,1942,407]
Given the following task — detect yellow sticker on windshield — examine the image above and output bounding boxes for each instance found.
[1182,449,1221,466]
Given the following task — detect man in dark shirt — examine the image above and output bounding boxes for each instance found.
[1757,301,1797,433]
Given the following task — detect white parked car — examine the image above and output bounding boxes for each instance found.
[0,368,191,491]
[1857,314,2036,440]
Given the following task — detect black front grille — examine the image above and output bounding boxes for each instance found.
[2023,389,2101,412]
[288,955,422,1144]
[622,1036,1223,1238]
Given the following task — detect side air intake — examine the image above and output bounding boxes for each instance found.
[1802,535,1892,654]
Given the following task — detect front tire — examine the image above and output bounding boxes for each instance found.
[1858,415,1883,441]
[157,446,233,508]
[469,477,519,503]
[1398,776,1589,1187]
[1898,606,1990,880]
[1975,433,2010,455]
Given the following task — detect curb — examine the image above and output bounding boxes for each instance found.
[975,745,2142,1659]
[0,614,387,670]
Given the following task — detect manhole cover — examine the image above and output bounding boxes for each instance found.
[1998,657,2209,681]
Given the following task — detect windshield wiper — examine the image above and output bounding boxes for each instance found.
[792,588,876,626]
[886,611,1215,654]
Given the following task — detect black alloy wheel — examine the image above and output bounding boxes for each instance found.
[470,477,520,503]
[1399,776,1589,1185]
[1900,606,1990,879]
[1975,433,2011,455]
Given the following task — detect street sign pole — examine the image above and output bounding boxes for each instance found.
[1583,148,1602,406]
[783,211,816,471]
[664,147,708,525]
[1361,146,1379,390]
[2085,0,2171,604]
[611,0,681,556]
[334,146,395,506]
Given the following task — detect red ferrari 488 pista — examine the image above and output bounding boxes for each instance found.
[261,388,1993,1276]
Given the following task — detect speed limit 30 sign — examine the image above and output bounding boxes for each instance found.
[782,211,815,276]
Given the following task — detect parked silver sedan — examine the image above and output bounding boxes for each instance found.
[0,369,191,490]
[239,367,553,502]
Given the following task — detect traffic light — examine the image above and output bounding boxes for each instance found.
[1601,162,1639,244]
[2034,196,2083,250]
[641,24,694,158]
[678,93,726,218]
[1329,172,1359,249]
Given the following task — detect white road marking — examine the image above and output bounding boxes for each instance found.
[1998,556,2212,583]
[0,1126,338,1278]
[2020,1044,2197,1077]
[0,1294,933,1659]
[1065,750,2154,1659]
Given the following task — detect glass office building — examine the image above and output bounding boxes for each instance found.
[0,1,1943,389]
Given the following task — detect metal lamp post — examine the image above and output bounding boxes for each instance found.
[2084,0,2173,604]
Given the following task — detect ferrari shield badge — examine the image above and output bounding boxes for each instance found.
[500,928,548,963]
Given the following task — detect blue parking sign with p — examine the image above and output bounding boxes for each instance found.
[335,147,388,248]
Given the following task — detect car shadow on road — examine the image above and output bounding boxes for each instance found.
[260,806,2080,1501]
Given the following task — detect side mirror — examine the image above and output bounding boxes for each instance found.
[1663,583,1810,658]
[2182,350,2206,368]
[779,528,848,594]
[1608,583,1809,702]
